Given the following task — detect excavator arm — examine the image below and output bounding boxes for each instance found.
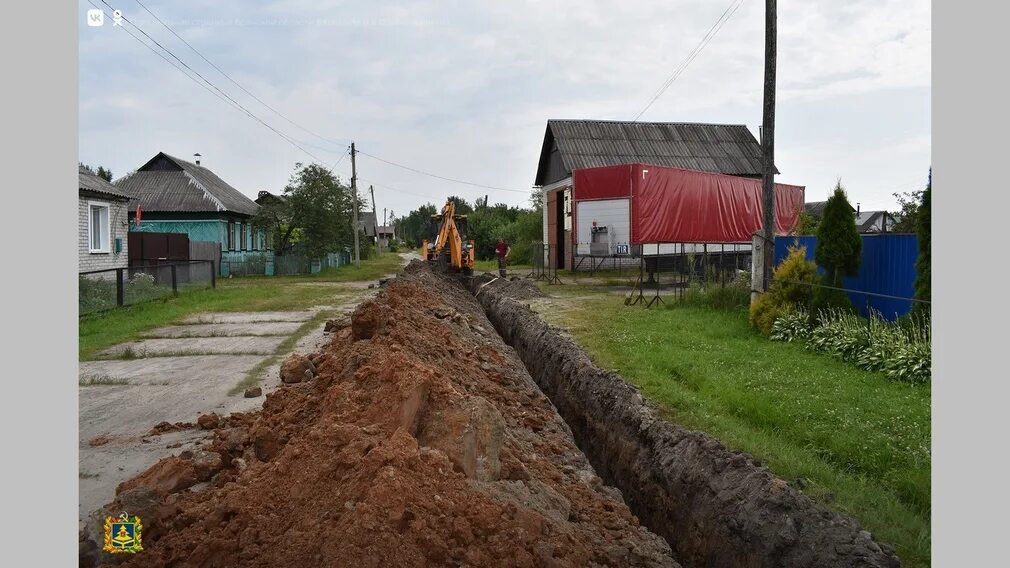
[422,200,475,276]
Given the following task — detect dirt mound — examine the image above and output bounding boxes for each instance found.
[82,264,677,568]
[471,279,902,568]
[474,273,545,300]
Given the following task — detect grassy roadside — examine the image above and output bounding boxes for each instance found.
[79,253,405,360]
[532,286,931,567]
[228,309,336,395]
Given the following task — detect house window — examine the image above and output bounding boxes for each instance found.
[227,221,235,251]
[88,201,111,253]
[240,223,247,251]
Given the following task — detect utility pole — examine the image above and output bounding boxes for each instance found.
[350,142,360,268]
[369,185,378,250]
[760,0,777,292]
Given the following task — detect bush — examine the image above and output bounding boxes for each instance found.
[387,238,400,253]
[770,307,931,384]
[749,292,789,336]
[811,277,856,318]
[770,308,812,342]
[748,245,817,335]
[124,272,169,304]
[79,276,117,315]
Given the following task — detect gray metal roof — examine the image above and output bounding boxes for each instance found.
[79,165,130,200]
[535,119,772,185]
[361,211,377,237]
[114,152,260,217]
[856,211,893,232]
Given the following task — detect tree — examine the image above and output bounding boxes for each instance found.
[813,182,861,313]
[80,163,113,181]
[251,194,297,254]
[891,189,924,233]
[446,196,473,215]
[276,163,355,259]
[395,203,438,247]
[911,170,931,317]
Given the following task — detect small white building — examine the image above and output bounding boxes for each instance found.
[79,165,130,273]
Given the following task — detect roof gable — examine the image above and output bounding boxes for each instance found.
[114,152,260,216]
[534,119,773,186]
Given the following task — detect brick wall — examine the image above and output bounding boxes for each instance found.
[79,195,129,273]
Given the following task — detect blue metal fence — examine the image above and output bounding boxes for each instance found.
[774,234,920,320]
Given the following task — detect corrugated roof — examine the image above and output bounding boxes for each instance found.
[856,211,893,232]
[535,119,772,185]
[114,152,260,216]
[361,211,377,237]
[79,165,130,200]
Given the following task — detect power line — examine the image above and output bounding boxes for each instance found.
[130,0,350,150]
[632,0,747,121]
[356,150,528,194]
[90,3,520,204]
[93,1,329,164]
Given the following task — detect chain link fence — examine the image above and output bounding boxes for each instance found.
[79,261,216,316]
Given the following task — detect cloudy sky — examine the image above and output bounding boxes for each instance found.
[79,0,930,220]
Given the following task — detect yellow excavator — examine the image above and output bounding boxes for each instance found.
[422,200,475,276]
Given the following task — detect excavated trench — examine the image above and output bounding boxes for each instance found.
[468,272,902,568]
[79,262,900,567]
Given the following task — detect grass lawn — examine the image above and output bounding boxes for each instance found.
[533,286,931,567]
[79,253,405,360]
[473,258,533,274]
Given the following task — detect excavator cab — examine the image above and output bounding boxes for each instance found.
[422,200,475,276]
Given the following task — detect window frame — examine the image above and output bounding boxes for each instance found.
[227,221,235,251]
[87,200,111,254]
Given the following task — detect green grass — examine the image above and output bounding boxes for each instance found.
[534,286,931,567]
[79,253,405,360]
[473,259,533,274]
[79,375,130,386]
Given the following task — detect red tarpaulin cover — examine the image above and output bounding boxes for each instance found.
[572,163,804,244]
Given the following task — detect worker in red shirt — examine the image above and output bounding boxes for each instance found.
[495,238,511,277]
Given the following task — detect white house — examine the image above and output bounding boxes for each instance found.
[79,165,131,273]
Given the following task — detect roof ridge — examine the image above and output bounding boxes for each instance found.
[548,118,749,128]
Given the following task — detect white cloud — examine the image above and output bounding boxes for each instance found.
[79,0,930,216]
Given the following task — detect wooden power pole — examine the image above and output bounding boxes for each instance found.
[760,0,777,291]
[350,142,360,268]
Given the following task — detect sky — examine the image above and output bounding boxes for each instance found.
[79,0,931,221]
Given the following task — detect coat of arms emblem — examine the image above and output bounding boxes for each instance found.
[103,513,143,554]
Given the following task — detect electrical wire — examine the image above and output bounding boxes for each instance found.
[632,0,747,121]
[89,3,529,203]
[130,0,351,149]
[356,150,528,194]
[92,1,329,164]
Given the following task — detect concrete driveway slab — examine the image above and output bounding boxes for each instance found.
[180,311,317,324]
[97,335,286,358]
[140,321,304,338]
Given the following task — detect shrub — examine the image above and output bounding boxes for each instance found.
[813,183,860,316]
[811,279,856,318]
[748,245,817,335]
[79,276,117,315]
[771,307,931,384]
[770,308,812,342]
[749,292,789,336]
